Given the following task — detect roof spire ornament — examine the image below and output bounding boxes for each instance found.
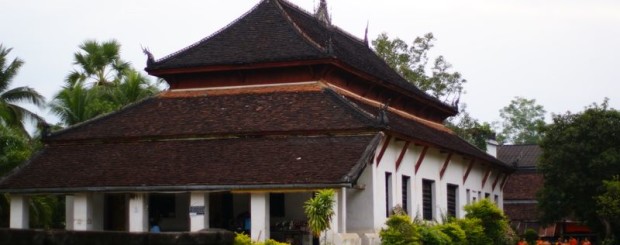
[315,0,331,26]
[142,46,155,66]
[364,21,369,47]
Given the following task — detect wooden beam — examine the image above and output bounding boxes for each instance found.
[462,158,475,184]
[439,153,453,180]
[395,141,411,170]
[414,146,429,174]
[375,135,392,166]
[491,173,502,191]
[500,174,510,191]
[481,167,492,189]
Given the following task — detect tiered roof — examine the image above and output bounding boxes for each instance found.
[0,0,509,193]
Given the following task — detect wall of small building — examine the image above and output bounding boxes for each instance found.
[347,135,506,235]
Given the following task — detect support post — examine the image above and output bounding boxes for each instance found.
[190,192,210,231]
[65,195,74,230]
[9,195,29,229]
[128,193,148,232]
[251,193,270,242]
[73,193,97,231]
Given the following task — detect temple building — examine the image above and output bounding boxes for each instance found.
[0,0,512,244]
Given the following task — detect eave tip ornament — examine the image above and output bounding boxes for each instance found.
[315,0,331,26]
[142,46,155,67]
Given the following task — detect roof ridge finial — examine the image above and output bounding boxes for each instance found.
[315,0,331,26]
[364,20,369,47]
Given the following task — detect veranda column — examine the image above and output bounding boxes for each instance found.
[338,187,347,233]
[128,193,148,232]
[189,192,210,231]
[65,195,74,230]
[250,192,270,242]
[327,189,341,241]
[9,195,29,229]
[73,193,95,230]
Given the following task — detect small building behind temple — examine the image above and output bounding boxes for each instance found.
[0,0,513,244]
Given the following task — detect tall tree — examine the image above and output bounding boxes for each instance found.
[446,104,496,151]
[0,45,46,135]
[68,40,130,87]
[497,96,546,144]
[372,33,466,103]
[537,100,620,241]
[51,41,159,126]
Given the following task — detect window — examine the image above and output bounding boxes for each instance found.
[494,194,499,205]
[422,179,434,220]
[402,176,411,214]
[485,193,490,199]
[385,172,393,217]
[466,189,471,204]
[447,184,458,218]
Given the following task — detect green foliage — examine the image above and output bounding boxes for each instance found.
[497,96,546,144]
[537,99,620,240]
[523,228,538,245]
[372,33,465,103]
[234,233,289,245]
[596,177,620,220]
[455,217,492,245]
[464,199,515,245]
[0,44,46,135]
[304,189,335,238]
[436,222,466,245]
[380,214,420,245]
[418,224,452,245]
[446,104,496,150]
[51,40,159,126]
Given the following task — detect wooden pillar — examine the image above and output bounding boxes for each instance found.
[190,192,210,231]
[128,193,148,232]
[9,195,29,229]
[251,193,270,242]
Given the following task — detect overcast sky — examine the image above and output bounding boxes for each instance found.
[2,0,619,127]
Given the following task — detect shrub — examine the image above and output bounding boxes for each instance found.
[464,199,515,245]
[419,225,452,245]
[234,233,290,245]
[455,217,492,245]
[380,214,420,245]
[523,228,538,244]
[437,222,466,245]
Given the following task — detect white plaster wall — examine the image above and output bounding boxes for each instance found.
[346,159,375,233]
[9,195,29,229]
[360,135,509,233]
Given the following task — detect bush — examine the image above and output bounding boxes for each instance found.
[455,218,492,245]
[523,228,538,244]
[437,222,466,245]
[464,199,515,245]
[234,233,289,245]
[379,214,420,245]
[419,225,452,245]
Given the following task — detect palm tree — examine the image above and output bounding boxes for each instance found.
[0,44,45,135]
[68,39,130,87]
[49,81,103,126]
[108,69,159,108]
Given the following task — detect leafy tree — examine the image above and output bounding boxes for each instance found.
[436,222,466,245]
[304,189,335,241]
[464,199,516,245]
[372,33,465,103]
[0,44,46,135]
[537,100,620,241]
[446,104,496,150]
[497,96,546,144]
[51,40,159,126]
[418,224,452,245]
[596,178,620,241]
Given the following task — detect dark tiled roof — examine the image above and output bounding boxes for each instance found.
[48,88,378,142]
[146,0,454,115]
[352,101,510,168]
[497,144,542,168]
[0,135,378,192]
[504,203,539,221]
